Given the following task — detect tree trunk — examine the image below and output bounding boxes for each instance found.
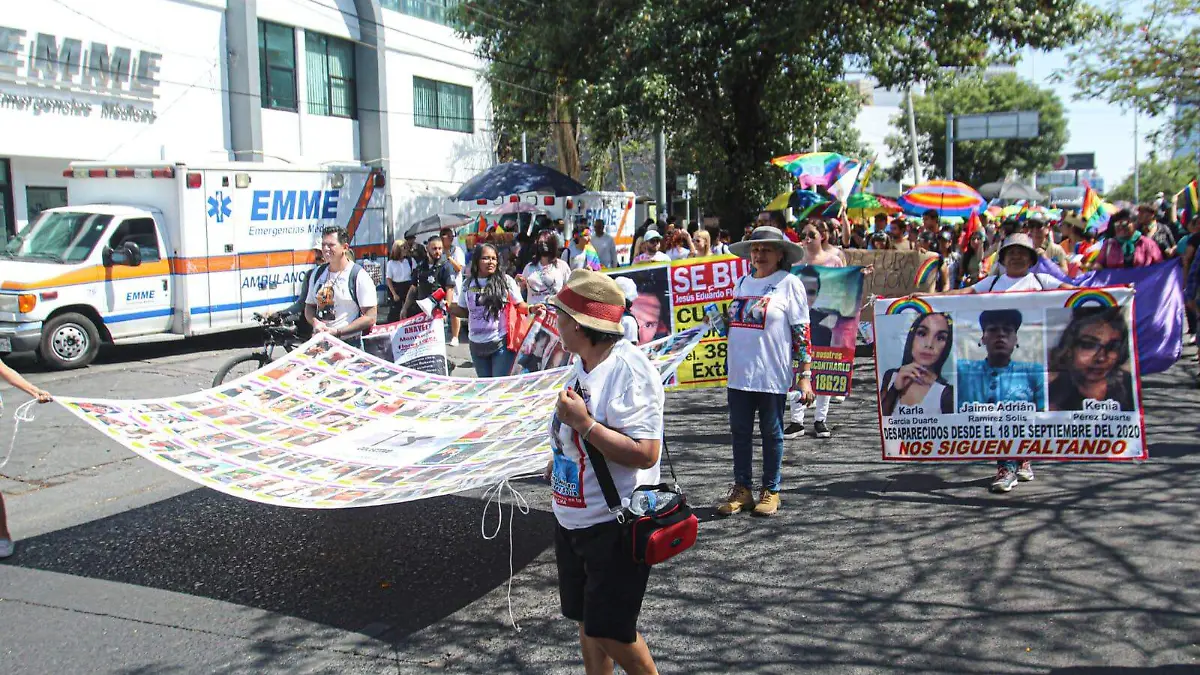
[551,90,582,180]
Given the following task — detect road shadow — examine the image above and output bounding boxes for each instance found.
[7,488,555,637]
[1,329,262,373]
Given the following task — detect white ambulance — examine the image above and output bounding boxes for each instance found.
[0,161,388,369]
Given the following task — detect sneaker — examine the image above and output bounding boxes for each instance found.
[448,337,459,347]
[783,422,806,439]
[0,538,13,559]
[991,466,1018,493]
[716,484,755,516]
[1016,461,1035,482]
[813,420,832,438]
[752,489,781,516]
[831,395,846,404]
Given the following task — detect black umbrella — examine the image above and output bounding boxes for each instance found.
[404,213,469,240]
[451,162,586,201]
[978,180,1046,202]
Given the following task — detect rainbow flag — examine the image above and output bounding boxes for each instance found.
[1180,179,1199,224]
[770,152,859,190]
[1080,183,1114,231]
[851,156,877,194]
[583,245,602,271]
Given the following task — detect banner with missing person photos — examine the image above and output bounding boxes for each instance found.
[873,287,1146,461]
[55,326,707,509]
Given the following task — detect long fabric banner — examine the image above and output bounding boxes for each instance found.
[57,326,708,509]
[873,287,1146,461]
[606,255,866,394]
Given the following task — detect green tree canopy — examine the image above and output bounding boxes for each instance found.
[1056,0,1200,147]
[458,0,1101,223]
[1106,154,1197,202]
[884,74,1069,187]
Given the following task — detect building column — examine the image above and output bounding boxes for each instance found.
[225,0,264,161]
[353,0,391,237]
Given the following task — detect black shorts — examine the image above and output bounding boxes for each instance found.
[555,520,651,644]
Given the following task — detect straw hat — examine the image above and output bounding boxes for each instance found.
[548,269,626,335]
[729,226,805,268]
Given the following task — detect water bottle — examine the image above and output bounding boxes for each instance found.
[628,490,658,516]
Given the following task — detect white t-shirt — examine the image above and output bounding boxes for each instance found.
[550,339,664,529]
[633,251,671,264]
[971,272,1063,294]
[592,233,617,268]
[667,246,691,260]
[521,259,572,305]
[726,270,810,395]
[449,245,467,285]
[386,259,412,283]
[456,275,523,344]
[305,264,378,337]
[620,314,639,343]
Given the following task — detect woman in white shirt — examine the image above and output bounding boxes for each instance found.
[385,238,415,323]
[446,243,528,377]
[717,226,815,517]
[518,234,572,305]
[666,230,695,260]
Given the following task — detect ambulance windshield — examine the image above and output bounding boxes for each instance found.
[3,212,113,264]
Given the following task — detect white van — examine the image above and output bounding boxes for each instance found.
[0,161,388,369]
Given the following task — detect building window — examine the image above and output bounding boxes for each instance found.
[413,77,473,133]
[258,20,297,111]
[25,187,67,223]
[380,0,460,27]
[305,32,357,119]
[0,159,13,239]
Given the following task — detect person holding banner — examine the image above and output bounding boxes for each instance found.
[447,243,528,378]
[924,233,1076,493]
[0,360,54,559]
[544,269,664,675]
[787,220,842,439]
[717,226,814,517]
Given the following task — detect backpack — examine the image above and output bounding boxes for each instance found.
[313,262,365,308]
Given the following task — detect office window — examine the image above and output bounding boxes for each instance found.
[380,0,460,27]
[305,31,357,118]
[258,20,297,111]
[413,77,473,133]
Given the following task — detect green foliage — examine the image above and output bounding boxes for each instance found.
[1107,154,1197,202]
[457,0,1101,223]
[884,73,1069,186]
[1056,0,1200,146]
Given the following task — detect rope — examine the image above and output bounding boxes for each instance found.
[480,478,531,631]
[0,400,38,474]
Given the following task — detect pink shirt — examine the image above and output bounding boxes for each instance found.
[1098,236,1162,269]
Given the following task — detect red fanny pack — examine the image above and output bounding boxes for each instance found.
[582,437,699,566]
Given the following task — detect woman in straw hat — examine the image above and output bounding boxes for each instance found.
[717,225,816,518]
[544,269,665,675]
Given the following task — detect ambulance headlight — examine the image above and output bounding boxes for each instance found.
[0,295,16,312]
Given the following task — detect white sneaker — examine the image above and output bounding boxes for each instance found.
[832,395,846,404]
[449,337,459,347]
[0,538,14,559]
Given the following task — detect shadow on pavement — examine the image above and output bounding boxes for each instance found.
[8,488,556,637]
[1,329,262,373]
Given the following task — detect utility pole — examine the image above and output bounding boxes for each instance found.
[1133,103,1141,203]
[655,130,667,218]
[906,88,923,184]
[945,113,954,181]
[521,132,527,163]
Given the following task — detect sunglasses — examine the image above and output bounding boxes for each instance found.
[802,231,820,240]
[1077,338,1122,356]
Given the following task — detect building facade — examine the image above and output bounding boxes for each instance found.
[0,0,493,239]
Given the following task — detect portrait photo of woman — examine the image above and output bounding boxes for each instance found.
[1047,306,1136,411]
[879,312,956,416]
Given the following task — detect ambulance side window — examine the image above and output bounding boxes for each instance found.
[107,218,162,262]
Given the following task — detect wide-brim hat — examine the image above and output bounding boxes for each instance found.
[548,269,626,335]
[729,226,805,268]
[998,233,1038,262]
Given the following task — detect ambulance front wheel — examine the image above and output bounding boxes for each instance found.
[39,312,101,370]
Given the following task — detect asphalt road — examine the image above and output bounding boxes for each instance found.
[1,335,1198,674]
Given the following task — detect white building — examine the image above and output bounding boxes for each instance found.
[0,0,494,239]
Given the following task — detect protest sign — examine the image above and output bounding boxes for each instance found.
[845,250,940,299]
[58,325,708,509]
[873,287,1146,461]
[362,313,448,375]
[793,264,866,396]
[666,256,750,388]
[508,309,570,375]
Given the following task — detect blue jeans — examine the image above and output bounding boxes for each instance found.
[728,388,787,492]
[474,345,516,378]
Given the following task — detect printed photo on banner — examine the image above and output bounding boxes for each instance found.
[792,264,865,396]
[510,308,569,375]
[608,264,672,345]
[873,288,1145,462]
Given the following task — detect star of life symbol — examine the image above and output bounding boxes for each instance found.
[207,191,232,223]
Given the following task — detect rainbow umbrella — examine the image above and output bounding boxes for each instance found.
[770,152,858,190]
[846,192,901,219]
[898,180,985,219]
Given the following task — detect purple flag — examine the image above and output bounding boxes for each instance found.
[1034,257,1184,373]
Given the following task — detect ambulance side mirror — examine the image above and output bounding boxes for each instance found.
[103,242,143,267]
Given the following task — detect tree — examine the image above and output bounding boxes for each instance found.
[884,73,1069,187]
[459,0,1102,224]
[1106,154,1196,202]
[1056,0,1200,148]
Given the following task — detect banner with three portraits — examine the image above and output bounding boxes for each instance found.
[873,287,1146,461]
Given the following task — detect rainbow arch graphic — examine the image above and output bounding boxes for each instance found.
[885,297,934,315]
[1064,289,1118,309]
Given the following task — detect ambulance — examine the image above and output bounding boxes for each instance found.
[0,161,389,369]
[457,190,640,265]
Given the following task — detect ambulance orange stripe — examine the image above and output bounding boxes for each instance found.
[345,169,381,242]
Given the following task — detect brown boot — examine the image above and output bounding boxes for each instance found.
[716,484,755,516]
[752,488,781,516]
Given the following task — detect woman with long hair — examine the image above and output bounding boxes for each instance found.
[447,243,528,377]
[961,230,987,285]
[666,229,695,260]
[879,312,956,416]
[1048,307,1135,411]
[518,232,572,305]
[385,238,415,323]
[692,229,714,257]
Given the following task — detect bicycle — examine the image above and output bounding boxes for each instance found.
[211,312,303,387]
